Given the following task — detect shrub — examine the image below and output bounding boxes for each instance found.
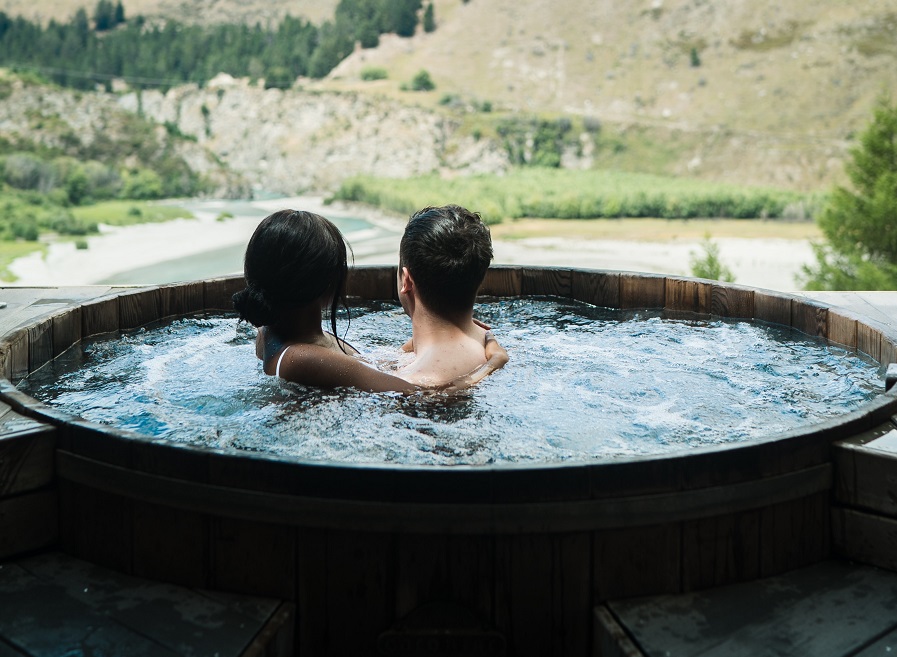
[410,70,435,92]
[690,236,735,282]
[360,67,388,81]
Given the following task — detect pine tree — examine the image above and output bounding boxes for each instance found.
[803,95,897,289]
[423,2,435,32]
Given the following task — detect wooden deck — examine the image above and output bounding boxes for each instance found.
[597,559,897,657]
[0,551,294,657]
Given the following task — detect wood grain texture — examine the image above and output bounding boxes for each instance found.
[133,501,209,589]
[710,284,754,319]
[204,276,245,311]
[832,507,897,572]
[594,523,681,601]
[521,267,573,297]
[752,291,792,327]
[211,517,297,600]
[572,269,620,309]
[80,297,119,338]
[0,489,57,559]
[346,265,397,301]
[26,317,53,375]
[758,492,830,577]
[827,310,858,349]
[118,287,161,331]
[857,322,882,361]
[792,301,828,338]
[159,280,205,319]
[51,307,81,358]
[620,274,665,309]
[480,266,523,297]
[681,510,761,591]
[665,277,711,315]
[0,425,55,496]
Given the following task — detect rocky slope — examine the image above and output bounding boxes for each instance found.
[120,75,509,194]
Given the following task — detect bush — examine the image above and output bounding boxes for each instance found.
[690,236,735,282]
[360,67,388,81]
[410,70,435,92]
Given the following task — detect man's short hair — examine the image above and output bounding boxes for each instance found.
[399,204,493,317]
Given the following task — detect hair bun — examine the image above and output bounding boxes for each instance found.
[232,285,281,327]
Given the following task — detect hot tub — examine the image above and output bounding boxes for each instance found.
[2,266,896,657]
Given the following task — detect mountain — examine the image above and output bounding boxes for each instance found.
[3,0,896,192]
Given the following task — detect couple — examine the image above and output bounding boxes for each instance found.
[232,204,508,392]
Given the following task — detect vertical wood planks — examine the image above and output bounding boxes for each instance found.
[1,329,29,382]
[133,501,209,589]
[752,291,792,327]
[792,300,828,338]
[480,266,523,298]
[118,287,161,331]
[204,276,245,311]
[594,523,681,601]
[832,507,897,572]
[80,296,120,338]
[323,530,396,655]
[759,493,830,577]
[827,309,859,349]
[572,270,619,309]
[857,322,883,361]
[210,517,297,600]
[494,533,591,657]
[620,274,665,309]
[711,284,754,319]
[58,480,132,574]
[394,534,494,623]
[51,307,82,358]
[681,510,761,591]
[665,278,711,315]
[27,317,53,375]
[159,281,205,320]
[0,424,55,496]
[521,267,573,297]
[0,489,57,559]
[346,265,397,301]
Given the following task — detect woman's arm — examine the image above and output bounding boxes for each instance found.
[275,344,418,393]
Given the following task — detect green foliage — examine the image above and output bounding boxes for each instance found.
[122,169,164,200]
[410,69,435,91]
[423,2,436,33]
[689,236,735,282]
[497,117,574,168]
[361,67,388,81]
[74,238,89,249]
[690,47,701,67]
[93,0,124,31]
[803,96,897,290]
[332,169,805,225]
[0,3,414,91]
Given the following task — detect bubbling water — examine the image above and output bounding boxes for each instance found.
[19,297,883,465]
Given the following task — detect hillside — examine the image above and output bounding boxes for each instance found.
[2,0,896,192]
[321,0,897,190]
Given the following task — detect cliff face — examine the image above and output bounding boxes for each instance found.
[120,76,510,195]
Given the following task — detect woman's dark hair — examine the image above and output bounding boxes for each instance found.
[399,204,493,317]
[232,209,351,346]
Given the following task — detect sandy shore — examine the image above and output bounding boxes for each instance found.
[5,196,816,292]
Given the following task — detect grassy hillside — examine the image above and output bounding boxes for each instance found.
[320,0,897,190]
[3,0,895,192]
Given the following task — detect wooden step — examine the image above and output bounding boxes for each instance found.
[0,551,294,657]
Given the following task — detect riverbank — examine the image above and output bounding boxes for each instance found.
[4,196,820,292]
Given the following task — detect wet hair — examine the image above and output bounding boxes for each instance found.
[399,204,493,317]
[232,209,350,345]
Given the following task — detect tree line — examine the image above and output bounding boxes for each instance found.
[0,0,429,90]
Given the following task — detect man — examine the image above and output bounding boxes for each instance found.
[397,204,504,387]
